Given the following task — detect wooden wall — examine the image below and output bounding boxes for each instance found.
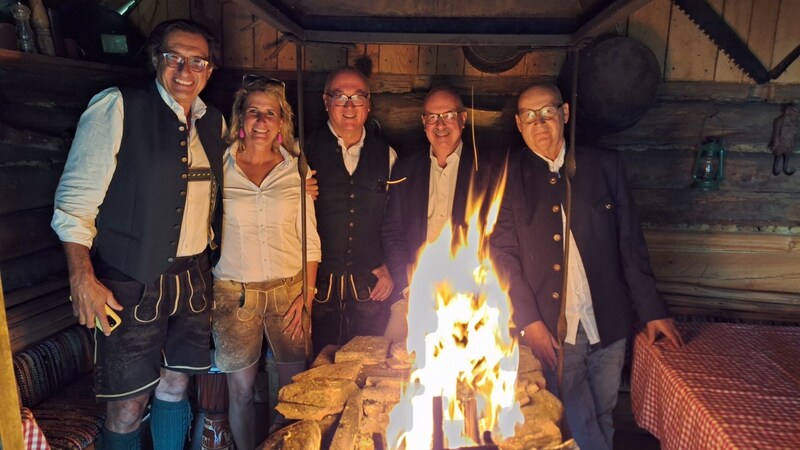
[0,51,145,351]
[1,0,798,352]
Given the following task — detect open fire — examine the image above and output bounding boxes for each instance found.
[385,172,524,449]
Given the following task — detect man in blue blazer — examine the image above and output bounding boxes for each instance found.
[490,83,683,450]
[382,86,492,340]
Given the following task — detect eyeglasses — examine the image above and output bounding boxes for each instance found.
[160,52,210,72]
[422,110,464,125]
[242,74,285,90]
[517,104,563,124]
[326,92,369,107]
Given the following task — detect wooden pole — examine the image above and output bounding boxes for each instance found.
[0,275,25,450]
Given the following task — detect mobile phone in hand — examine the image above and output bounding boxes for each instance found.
[95,305,122,333]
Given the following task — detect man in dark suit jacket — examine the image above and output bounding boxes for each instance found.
[382,86,490,341]
[490,83,683,450]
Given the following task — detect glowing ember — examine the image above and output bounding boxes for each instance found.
[386,171,522,449]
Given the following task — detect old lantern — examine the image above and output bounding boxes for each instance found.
[691,136,725,190]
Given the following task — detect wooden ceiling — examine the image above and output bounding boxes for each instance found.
[231,0,654,48]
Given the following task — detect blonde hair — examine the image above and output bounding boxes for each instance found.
[227,78,296,154]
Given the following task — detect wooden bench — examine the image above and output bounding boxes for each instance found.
[13,324,105,450]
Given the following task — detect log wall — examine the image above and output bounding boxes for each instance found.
[1,0,799,352]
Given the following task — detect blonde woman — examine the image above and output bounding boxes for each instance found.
[211,75,320,449]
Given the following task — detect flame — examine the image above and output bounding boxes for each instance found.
[386,166,521,449]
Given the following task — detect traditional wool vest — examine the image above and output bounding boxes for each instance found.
[93,84,225,284]
[305,127,390,276]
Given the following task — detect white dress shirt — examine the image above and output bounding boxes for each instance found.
[51,80,221,257]
[533,143,600,345]
[426,143,463,243]
[212,145,322,283]
[326,121,397,175]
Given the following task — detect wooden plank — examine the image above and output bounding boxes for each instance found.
[644,229,799,253]
[305,44,348,72]
[379,45,418,75]
[524,50,564,77]
[0,278,24,450]
[0,122,66,155]
[418,45,437,75]
[772,0,800,82]
[746,0,779,74]
[657,280,800,304]
[627,0,672,77]
[9,306,77,353]
[254,20,279,70]
[714,0,753,83]
[632,189,800,228]
[0,247,67,294]
[598,100,781,150]
[4,277,69,309]
[664,295,800,322]
[7,288,71,327]
[435,46,464,76]
[0,208,60,263]
[0,165,62,215]
[623,150,800,193]
[276,33,298,72]
[222,0,255,68]
[665,0,722,81]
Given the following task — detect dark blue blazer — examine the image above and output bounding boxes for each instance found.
[490,144,669,346]
[382,144,490,298]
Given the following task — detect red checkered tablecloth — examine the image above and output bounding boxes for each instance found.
[631,321,800,450]
[21,407,51,450]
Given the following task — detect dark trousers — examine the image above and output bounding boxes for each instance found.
[311,294,389,355]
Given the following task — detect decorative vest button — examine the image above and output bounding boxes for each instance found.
[179,125,186,132]
[350,180,355,185]
[180,140,187,147]
[181,156,188,163]
[552,205,560,213]
[180,190,186,196]
[350,209,355,213]
[170,241,176,246]
[551,292,560,300]
[168,257,175,262]
[349,193,355,199]
[605,203,612,209]
[553,264,561,271]
[176,207,183,213]
[349,222,354,227]
[553,234,562,242]
[174,224,180,229]
[181,173,188,179]
[549,176,557,185]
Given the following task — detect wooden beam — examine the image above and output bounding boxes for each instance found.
[572,0,656,45]
[0,277,24,450]
[303,30,572,47]
[230,0,306,39]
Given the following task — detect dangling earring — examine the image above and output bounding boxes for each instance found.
[277,133,283,145]
[239,128,245,139]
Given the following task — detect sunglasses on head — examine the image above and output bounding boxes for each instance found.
[241,74,286,90]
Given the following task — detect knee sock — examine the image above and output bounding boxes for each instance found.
[99,426,141,450]
[149,397,191,450]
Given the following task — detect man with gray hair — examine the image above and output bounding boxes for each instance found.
[490,82,683,450]
[52,19,225,449]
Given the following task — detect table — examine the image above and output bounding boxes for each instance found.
[631,321,800,450]
[21,407,50,450]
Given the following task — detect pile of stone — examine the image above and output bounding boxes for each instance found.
[258,335,568,450]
